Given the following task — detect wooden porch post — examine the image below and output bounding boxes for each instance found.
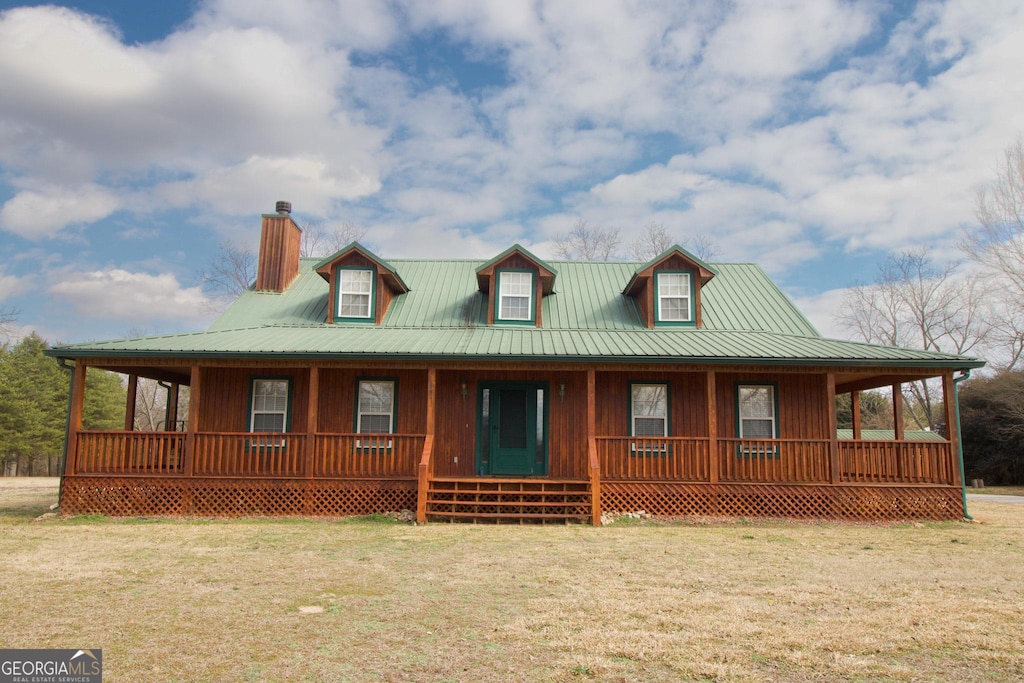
[306,366,319,480]
[64,362,87,477]
[851,391,862,440]
[587,369,601,526]
[707,370,718,484]
[417,368,437,524]
[183,366,201,479]
[942,372,963,486]
[165,383,179,430]
[124,374,138,431]
[892,383,905,440]
[827,373,840,484]
[892,382,905,480]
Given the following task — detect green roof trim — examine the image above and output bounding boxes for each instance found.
[47,325,985,369]
[475,243,557,277]
[312,241,409,292]
[634,244,718,278]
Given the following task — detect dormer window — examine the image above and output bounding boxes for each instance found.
[314,243,409,325]
[337,267,375,320]
[498,270,535,322]
[476,245,556,327]
[656,271,693,324]
[623,246,715,329]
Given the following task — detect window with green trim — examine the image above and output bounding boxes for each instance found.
[656,271,692,323]
[497,270,534,322]
[337,268,374,319]
[737,384,778,457]
[631,383,669,454]
[250,379,289,433]
[356,379,395,451]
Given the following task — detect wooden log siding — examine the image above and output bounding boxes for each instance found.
[597,437,711,481]
[717,439,830,483]
[75,431,185,475]
[838,440,955,485]
[431,369,590,479]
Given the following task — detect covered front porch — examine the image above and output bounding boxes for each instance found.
[58,359,967,523]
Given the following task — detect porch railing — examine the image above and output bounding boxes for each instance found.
[75,431,185,475]
[597,437,711,481]
[839,440,954,485]
[315,434,423,478]
[193,433,310,477]
[71,431,955,486]
[717,438,830,483]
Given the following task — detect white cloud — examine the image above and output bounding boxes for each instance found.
[789,287,851,340]
[0,270,30,301]
[0,185,120,240]
[197,0,401,50]
[703,0,876,80]
[49,270,212,324]
[158,154,381,217]
[2,0,1024,343]
[0,5,386,227]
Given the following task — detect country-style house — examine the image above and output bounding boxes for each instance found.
[47,202,984,523]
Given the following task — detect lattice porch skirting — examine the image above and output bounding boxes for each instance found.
[60,477,417,518]
[602,481,963,521]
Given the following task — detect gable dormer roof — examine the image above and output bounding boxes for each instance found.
[313,242,410,293]
[622,245,717,296]
[475,243,557,294]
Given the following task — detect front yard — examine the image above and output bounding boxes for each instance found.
[1,478,1021,681]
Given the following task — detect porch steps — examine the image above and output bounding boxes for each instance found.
[426,478,592,524]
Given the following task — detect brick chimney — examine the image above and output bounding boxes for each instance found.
[255,201,302,293]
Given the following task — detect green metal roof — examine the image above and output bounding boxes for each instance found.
[208,258,820,335]
[47,255,984,369]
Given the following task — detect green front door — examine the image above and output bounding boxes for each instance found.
[479,383,547,476]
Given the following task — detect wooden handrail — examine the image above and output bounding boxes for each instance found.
[417,435,434,524]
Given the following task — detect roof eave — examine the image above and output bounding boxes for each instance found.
[43,346,987,370]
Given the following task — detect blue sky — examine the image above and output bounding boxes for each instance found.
[0,0,1021,344]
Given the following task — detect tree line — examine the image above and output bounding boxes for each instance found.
[836,137,1024,484]
[0,333,126,476]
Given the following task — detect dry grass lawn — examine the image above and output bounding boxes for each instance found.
[1,477,1022,682]
[967,485,1024,497]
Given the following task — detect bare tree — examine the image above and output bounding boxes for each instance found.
[837,248,992,430]
[0,307,17,339]
[628,222,721,262]
[686,233,721,262]
[132,378,189,431]
[962,136,1024,296]
[553,219,621,260]
[628,222,673,261]
[198,240,257,307]
[300,220,367,258]
[960,136,1024,369]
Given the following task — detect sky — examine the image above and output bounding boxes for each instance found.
[0,0,1022,345]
